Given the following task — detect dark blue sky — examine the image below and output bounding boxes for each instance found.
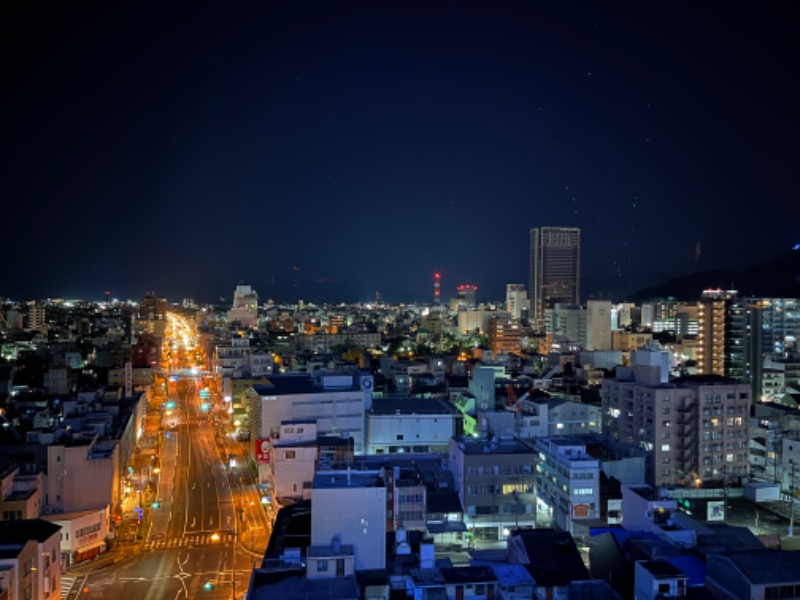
[2,2,798,303]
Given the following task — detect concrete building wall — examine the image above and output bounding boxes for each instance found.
[311,484,387,570]
[547,401,601,437]
[272,445,317,502]
[448,438,537,539]
[260,391,367,453]
[535,438,600,533]
[47,444,118,513]
[458,310,495,335]
[587,300,612,351]
[366,413,455,454]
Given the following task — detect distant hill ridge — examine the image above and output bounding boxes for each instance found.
[632,248,800,301]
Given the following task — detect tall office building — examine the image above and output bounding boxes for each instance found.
[529,227,581,328]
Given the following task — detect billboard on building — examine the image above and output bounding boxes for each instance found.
[707,500,725,521]
[256,439,271,463]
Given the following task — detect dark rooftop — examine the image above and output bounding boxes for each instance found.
[0,518,61,543]
[426,490,463,514]
[639,560,685,578]
[313,470,384,489]
[511,528,591,588]
[454,436,535,455]
[370,396,457,416]
[672,374,745,386]
[714,549,800,584]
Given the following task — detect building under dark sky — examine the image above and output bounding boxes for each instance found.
[2,2,798,303]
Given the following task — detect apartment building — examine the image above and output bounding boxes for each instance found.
[0,519,62,600]
[487,316,522,356]
[448,436,537,541]
[535,437,600,533]
[602,346,750,487]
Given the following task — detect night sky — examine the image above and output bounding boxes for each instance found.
[2,2,798,304]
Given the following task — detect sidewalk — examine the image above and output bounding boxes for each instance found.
[66,542,140,575]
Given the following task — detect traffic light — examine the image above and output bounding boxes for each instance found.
[152,502,161,509]
[203,582,214,590]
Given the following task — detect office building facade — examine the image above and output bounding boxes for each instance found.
[529,227,581,328]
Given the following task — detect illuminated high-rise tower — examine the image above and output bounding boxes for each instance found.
[529,227,581,328]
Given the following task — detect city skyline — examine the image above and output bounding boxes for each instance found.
[2,2,798,302]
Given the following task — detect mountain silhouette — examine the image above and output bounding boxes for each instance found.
[631,248,800,301]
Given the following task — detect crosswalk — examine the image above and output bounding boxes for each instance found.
[61,576,76,598]
[145,532,236,550]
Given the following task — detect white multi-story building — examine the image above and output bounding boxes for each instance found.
[270,421,319,504]
[457,310,497,335]
[227,284,258,328]
[267,421,355,507]
[535,437,600,533]
[249,371,372,467]
[377,357,433,393]
[506,284,528,321]
[42,507,110,567]
[587,300,612,351]
[311,470,387,570]
[547,304,587,347]
[215,333,254,378]
[366,397,461,454]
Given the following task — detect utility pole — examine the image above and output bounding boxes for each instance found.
[231,465,238,599]
[790,460,796,537]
